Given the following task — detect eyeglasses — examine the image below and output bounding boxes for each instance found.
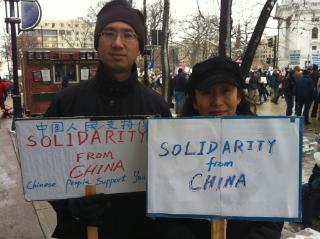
[99,30,138,42]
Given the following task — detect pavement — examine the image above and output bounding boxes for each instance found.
[0,99,56,239]
[0,96,319,239]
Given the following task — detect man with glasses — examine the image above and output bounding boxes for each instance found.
[45,0,171,238]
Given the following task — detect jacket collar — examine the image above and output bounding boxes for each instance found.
[95,62,138,97]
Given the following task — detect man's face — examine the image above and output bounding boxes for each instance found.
[98,21,140,78]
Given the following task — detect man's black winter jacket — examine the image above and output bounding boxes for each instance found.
[44,64,171,239]
[45,65,171,118]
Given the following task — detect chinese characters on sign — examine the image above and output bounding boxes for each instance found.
[16,118,148,201]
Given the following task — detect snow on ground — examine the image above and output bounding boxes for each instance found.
[281,133,320,238]
[284,228,320,238]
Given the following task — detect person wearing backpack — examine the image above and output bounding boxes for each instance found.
[270,69,280,104]
[173,68,187,114]
[283,70,296,116]
[310,65,320,118]
[295,70,315,125]
[248,70,259,104]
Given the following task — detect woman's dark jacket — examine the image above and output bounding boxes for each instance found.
[44,63,171,239]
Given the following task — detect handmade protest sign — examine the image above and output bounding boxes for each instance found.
[16,118,148,201]
[147,116,302,220]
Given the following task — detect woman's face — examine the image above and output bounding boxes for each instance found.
[193,83,241,116]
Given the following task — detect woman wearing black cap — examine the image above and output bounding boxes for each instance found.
[178,56,283,239]
[182,56,254,117]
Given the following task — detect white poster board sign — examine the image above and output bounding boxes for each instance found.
[148,117,302,220]
[80,68,89,81]
[312,50,320,66]
[289,50,301,65]
[260,76,267,84]
[16,118,148,201]
[41,68,51,82]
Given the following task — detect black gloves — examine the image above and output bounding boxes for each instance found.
[68,194,107,227]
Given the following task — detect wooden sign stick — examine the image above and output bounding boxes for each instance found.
[211,220,226,239]
[85,185,99,239]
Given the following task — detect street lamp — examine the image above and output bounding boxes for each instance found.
[4,0,41,130]
[4,0,23,130]
[272,16,284,68]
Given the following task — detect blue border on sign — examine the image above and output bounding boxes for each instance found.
[147,116,303,222]
[146,213,300,222]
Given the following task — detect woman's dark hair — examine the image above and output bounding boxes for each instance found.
[181,89,256,116]
[287,69,295,78]
[181,56,256,116]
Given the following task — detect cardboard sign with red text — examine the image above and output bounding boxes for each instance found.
[16,118,147,201]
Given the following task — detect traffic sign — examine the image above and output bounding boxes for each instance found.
[21,0,42,31]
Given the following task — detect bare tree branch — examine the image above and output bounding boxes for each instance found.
[240,0,277,78]
[196,0,205,19]
[175,12,219,66]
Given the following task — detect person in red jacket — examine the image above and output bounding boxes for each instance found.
[0,77,7,111]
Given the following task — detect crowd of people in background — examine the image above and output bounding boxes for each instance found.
[139,68,190,114]
[261,64,319,125]
[140,63,320,124]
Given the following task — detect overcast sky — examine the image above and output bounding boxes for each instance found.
[0,0,278,31]
[0,0,279,74]
[1,0,221,21]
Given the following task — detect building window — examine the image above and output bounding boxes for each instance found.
[312,46,317,50]
[42,30,57,36]
[54,65,77,83]
[312,27,318,39]
[60,23,64,27]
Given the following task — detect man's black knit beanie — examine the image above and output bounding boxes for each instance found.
[94,0,145,53]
